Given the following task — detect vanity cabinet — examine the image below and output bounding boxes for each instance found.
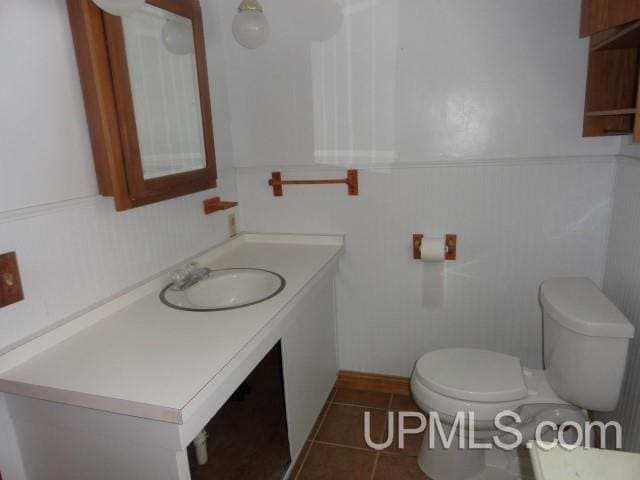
[580,0,640,142]
[1,234,341,480]
[281,274,338,455]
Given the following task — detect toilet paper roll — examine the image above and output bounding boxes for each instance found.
[419,237,446,262]
[419,237,445,309]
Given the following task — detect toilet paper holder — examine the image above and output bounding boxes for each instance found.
[413,234,457,260]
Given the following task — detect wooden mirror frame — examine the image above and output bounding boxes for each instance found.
[67,0,217,211]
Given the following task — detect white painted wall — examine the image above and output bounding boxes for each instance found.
[599,149,640,453]
[238,160,615,374]
[0,1,97,212]
[0,0,236,354]
[219,0,620,167]
[223,0,619,375]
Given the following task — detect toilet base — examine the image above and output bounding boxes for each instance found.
[417,429,528,480]
[465,466,521,480]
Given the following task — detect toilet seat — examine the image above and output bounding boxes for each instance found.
[411,379,522,426]
[411,348,565,424]
[414,348,528,402]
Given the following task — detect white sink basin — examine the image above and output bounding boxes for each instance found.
[160,268,285,311]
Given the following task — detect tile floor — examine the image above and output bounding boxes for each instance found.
[289,387,429,480]
[289,386,535,480]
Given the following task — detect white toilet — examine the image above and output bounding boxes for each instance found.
[410,278,635,480]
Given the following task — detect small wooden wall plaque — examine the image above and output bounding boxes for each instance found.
[0,252,24,308]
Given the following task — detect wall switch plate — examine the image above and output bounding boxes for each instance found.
[0,252,24,308]
[227,213,237,237]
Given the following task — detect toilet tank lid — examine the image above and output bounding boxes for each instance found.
[540,278,634,339]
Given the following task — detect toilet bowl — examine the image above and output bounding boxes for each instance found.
[410,349,576,480]
[410,278,635,480]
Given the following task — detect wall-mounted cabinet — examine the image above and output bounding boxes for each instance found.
[67,0,217,211]
[581,0,640,37]
[581,1,640,142]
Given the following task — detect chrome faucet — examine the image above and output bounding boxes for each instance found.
[170,262,211,291]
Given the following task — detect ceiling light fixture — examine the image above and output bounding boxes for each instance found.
[232,0,269,50]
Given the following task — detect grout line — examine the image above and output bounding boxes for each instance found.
[293,389,337,480]
[331,401,390,411]
[313,440,377,453]
[329,387,337,402]
[292,443,312,480]
[369,394,395,480]
[311,389,336,441]
[298,388,413,479]
[370,451,380,480]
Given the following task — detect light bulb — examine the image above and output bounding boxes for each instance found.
[92,0,145,16]
[232,0,269,49]
[162,20,194,55]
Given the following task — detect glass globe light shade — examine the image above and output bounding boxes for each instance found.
[232,10,269,49]
[92,0,146,16]
[162,20,194,55]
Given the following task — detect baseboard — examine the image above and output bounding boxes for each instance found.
[336,370,411,396]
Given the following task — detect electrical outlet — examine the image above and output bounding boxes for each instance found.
[227,213,237,238]
[0,252,24,308]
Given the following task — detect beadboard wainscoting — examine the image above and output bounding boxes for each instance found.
[600,154,640,453]
[0,171,238,354]
[237,158,616,376]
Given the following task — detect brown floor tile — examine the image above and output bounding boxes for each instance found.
[383,413,425,456]
[333,388,391,409]
[309,400,331,438]
[390,394,420,413]
[290,441,312,479]
[316,404,390,449]
[373,454,429,480]
[297,443,377,480]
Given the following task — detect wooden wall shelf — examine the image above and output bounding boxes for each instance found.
[581,0,640,38]
[583,29,640,141]
[591,20,640,51]
[203,197,238,215]
[585,108,637,116]
[268,170,359,197]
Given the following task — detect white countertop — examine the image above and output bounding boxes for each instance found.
[0,234,344,424]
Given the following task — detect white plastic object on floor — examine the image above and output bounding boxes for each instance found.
[530,445,640,479]
[193,430,208,465]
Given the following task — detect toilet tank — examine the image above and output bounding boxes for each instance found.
[541,278,635,412]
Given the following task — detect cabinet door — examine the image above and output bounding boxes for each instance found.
[581,0,640,37]
[67,0,217,211]
[281,273,338,458]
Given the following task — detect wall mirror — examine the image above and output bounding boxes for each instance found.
[67,0,217,211]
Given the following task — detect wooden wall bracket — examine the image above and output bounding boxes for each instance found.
[0,252,24,308]
[268,169,359,197]
[413,234,457,261]
[203,197,238,215]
